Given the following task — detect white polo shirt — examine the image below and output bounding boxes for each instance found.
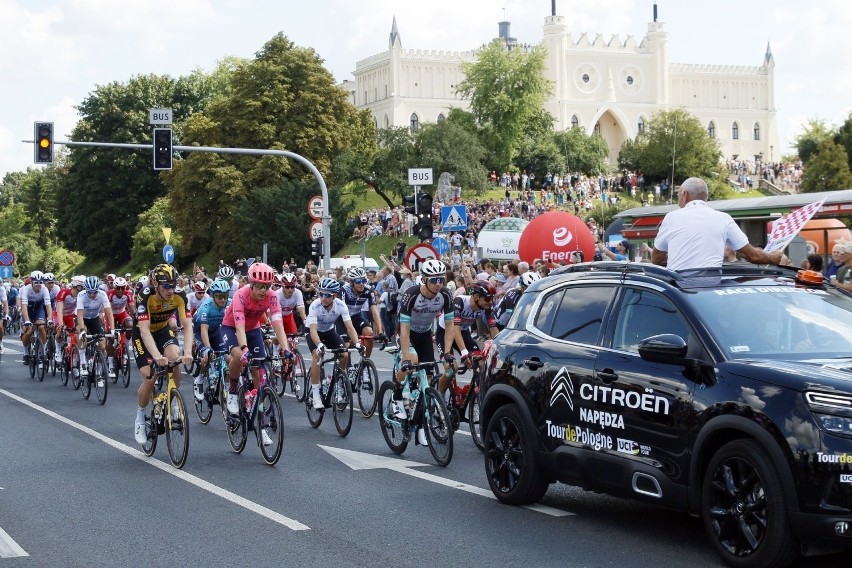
[654,200,749,271]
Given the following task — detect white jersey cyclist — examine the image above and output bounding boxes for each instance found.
[76,289,110,320]
[304,295,350,332]
[277,286,304,317]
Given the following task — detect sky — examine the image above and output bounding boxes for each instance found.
[2,0,852,180]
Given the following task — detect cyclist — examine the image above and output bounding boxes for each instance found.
[188,280,207,316]
[220,262,289,446]
[132,264,194,445]
[217,265,238,299]
[54,275,85,364]
[276,273,307,336]
[20,271,54,366]
[304,277,361,410]
[341,267,384,357]
[191,278,230,401]
[394,259,455,445]
[43,272,59,327]
[494,271,540,330]
[106,276,134,378]
[76,276,116,382]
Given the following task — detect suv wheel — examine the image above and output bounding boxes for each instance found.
[484,404,548,505]
[701,439,798,568]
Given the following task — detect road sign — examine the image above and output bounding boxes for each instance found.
[405,242,438,272]
[162,227,172,244]
[0,266,13,279]
[162,244,174,264]
[0,249,15,266]
[149,108,173,124]
[309,220,324,240]
[431,237,449,255]
[308,196,323,220]
[408,168,433,185]
[441,205,467,231]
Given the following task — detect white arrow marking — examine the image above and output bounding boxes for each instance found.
[319,445,571,517]
[0,525,28,558]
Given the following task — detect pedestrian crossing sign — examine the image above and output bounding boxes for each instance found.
[440,205,467,231]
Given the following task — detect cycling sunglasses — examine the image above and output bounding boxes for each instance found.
[318,292,335,298]
[426,276,446,284]
[283,285,296,289]
[352,278,367,284]
[252,283,271,290]
[213,293,228,301]
[159,283,176,290]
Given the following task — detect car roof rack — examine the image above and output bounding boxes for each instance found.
[550,261,797,286]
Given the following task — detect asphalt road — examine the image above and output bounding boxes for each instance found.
[1,336,850,568]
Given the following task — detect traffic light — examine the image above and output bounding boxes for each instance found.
[404,193,417,216]
[415,192,433,240]
[310,236,324,258]
[34,122,54,164]
[417,191,432,213]
[153,128,173,170]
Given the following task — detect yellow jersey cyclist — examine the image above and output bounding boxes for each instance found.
[133,264,194,445]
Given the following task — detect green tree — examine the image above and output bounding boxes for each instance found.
[416,119,488,193]
[516,133,563,180]
[799,138,852,193]
[456,39,552,170]
[833,113,852,171]
[553,128,609,175]
[618,108,720,184]
[795,119,834,165]
[129,196,182,272]
[19,167,58,248]
[168,33,366,259]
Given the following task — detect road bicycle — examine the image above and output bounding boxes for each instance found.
[55,326,72,387]
[265,331,306,399]
[304,345,362,437]
[342,334,383,418]
[140,360,189,469]
[194,349,228,425]
[45,330,56,379]
[378,352,454,467]
[74,332,109,404]
[431,349,486,452]
[109,329,132,388]
[223,354,284,465]
[25,322,49,382]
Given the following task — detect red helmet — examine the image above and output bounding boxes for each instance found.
[469,279,497,299]
[106,273,116,284]
[281,273,298,287]
[193,281,206,292]
[273,273,285,285]
[247,262,275,285]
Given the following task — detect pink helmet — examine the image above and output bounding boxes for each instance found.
[247,262,275,285]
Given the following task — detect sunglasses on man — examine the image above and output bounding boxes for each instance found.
[319,292,335,298]
[160,283,176,290]
[426,276,446,284]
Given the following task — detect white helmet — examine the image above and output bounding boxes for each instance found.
[347,267,367,280]
[520,272,541,288]
[71,275,86,287]
[420,259,446,277]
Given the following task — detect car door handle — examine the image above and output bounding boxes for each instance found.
[596,369,618,383]
[523,357,544,370]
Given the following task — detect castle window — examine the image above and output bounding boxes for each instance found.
[410,113,419,131]
[732,122,739,140]
[594,122,601,136]
[571,115,579,129]
[753,123,760,141]
[637,116,645,135]
[437,113,446,123]
[708,121,716,138]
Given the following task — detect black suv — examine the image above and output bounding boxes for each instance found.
[480,262,852,567]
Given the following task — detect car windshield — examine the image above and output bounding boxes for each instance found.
[685,282,852,359]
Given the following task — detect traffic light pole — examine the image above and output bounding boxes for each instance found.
[31,139,335,269]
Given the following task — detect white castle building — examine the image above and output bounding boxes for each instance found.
[349,3,779,166]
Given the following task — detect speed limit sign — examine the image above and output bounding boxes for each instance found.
[309,221,324,240]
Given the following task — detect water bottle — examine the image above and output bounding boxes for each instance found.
[244,388,257,412]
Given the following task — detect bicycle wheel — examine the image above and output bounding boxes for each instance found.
[121,341,132,388]
[292,352,306,398]
[81,350,92,400]
[28,340,37,379]
[226,384,248,453]
[257,386,283,465]
[269,358,284,397]
[332,370,353,437]
[356,359,380,418]
[94,351,108,405]
[194,366,213,424]
[166,389,189,468]
[469,378,485,452]
[378,381,408,455]
[141,398,158,456]
[59,345,69,387]
[423,387,453,467]
[71,347,83,390]
[47,340,56,377]
[36,337,46,382]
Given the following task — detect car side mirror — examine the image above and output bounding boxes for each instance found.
[638,334,688,362]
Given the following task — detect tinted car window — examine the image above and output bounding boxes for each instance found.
[548,285,613,344]
[506,290,538,330]
[612,288,691,352]
[533,289,564,335]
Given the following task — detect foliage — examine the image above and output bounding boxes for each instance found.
[515,134,563,180]
[617,108,721,184]
[231,179,353,266]
[129,196,183,272]
[19,167,58,247]
[833,113,852,171]
[167,33,364,260]
[795,119,834,165]
[799,138,852,193]
[416,120,488,193]
[553,128,609,175]
[456,40,552,170]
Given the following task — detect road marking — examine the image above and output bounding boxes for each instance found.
[0,525,28,558]
[0,388,309,531]
[319,445,572,517]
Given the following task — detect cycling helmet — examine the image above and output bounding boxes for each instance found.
[84,276,100,292]
[281,273,298,287]
[43,272,55,282]
[192,281,206,292]
[113,276,128,288]
[468,279,497,299]
[420,259,446,277]
[217,265,235,279]
[520,272,541,288]
[347,267,367,280]
[318,277,341,293]
[151,263,177,284]
[138,276,150,288]
[106,273,116,284]
[30,270,44,283]
[247,262,275,285]
[71,275,86,287]
[208,279,230,294]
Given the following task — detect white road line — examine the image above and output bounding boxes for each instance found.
[0,525,28,558]
[0,388,309,531]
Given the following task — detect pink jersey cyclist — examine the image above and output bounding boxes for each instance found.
[223,284,283,331]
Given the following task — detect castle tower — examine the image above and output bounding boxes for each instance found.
[389,16,401,103]
[542,13,569,124]
[644,5,669,105]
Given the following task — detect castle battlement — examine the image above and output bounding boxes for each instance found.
[403,48,474,59]
[669,62,765,75]
[565,32,646,51]
[356,51,390,68]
